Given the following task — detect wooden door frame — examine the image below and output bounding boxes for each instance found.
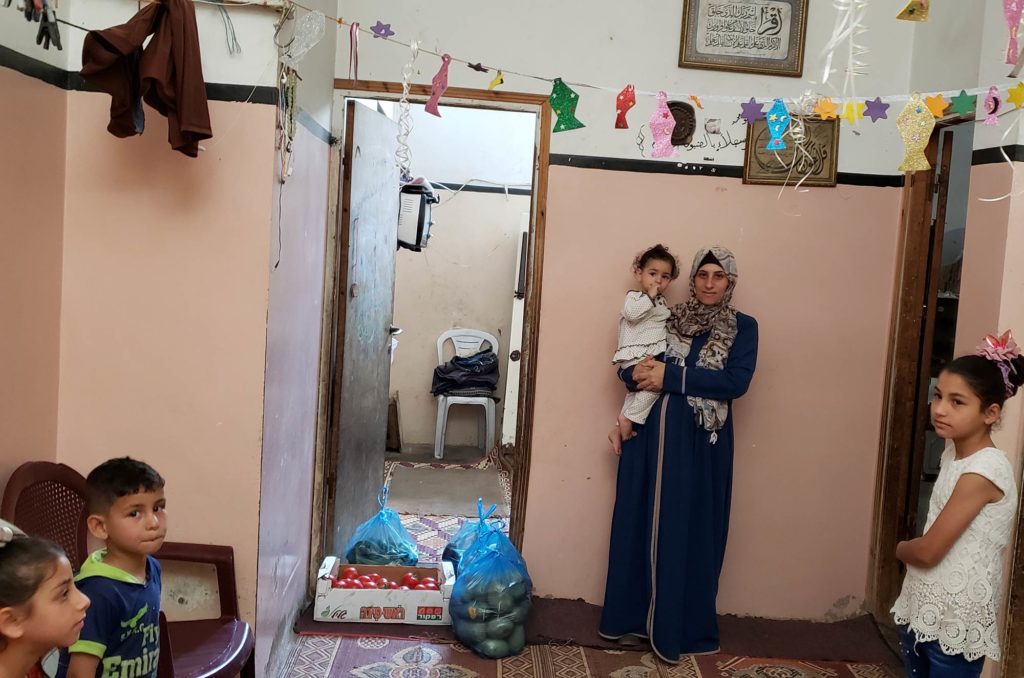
[866,127,949,620]
[309,81,551,586]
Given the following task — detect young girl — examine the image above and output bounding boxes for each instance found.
[0,520,90,678]
[892,331,1024,677]
[613,244,679,441]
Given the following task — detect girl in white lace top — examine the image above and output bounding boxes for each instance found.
[892,331,1024,677]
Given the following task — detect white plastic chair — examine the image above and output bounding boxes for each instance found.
[434,329,499,460]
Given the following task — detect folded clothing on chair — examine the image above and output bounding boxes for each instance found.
[431,349,499,396]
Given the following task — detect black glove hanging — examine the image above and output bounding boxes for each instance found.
[36,0,61,50]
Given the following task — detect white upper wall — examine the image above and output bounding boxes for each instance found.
[333,0,1001,174]
[1,0,280,86]
[333,0,909,174]
[908,2,984,94]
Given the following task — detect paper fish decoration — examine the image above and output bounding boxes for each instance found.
[488,70,504,90]
[897,0,929,21]
[985,87,1001,126]
[649,91,675,158]
[424,54,451,117]
[896,94,936,172]
[765,98,790,151]
[549,78,585,132]
[615,84,636,129]
[1006,0,1024,64]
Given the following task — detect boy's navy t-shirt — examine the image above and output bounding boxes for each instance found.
[57,551,162,678]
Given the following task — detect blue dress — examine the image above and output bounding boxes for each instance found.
[599,312,758,662]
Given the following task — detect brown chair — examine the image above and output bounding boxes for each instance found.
[1,461,255,678]
[0,461,89,568]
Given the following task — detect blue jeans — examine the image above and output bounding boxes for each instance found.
[898,626,985,678]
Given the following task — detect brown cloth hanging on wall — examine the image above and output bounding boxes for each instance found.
[81,0,212,157]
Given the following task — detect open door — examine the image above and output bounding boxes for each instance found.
[326,101,401,553]
[500,211,530,450]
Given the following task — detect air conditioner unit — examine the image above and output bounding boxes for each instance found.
[397,178,439,252]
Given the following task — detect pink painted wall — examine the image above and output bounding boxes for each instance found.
[522,166,902,620]
[955,164,1012,356]
[55,91,277,624]
[255,122,330,676]
[0,67,65,493]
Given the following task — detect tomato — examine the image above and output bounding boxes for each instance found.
[420,577,437,586]
[422,581,439,591]
[401,574,419,588]
[329,577,342,588]
[341,566,359,580]
[388,581,401,590]
[414,584,429,590]
[336,578,353,589]
[348,580,364,589]
[367,573,382,583]
[399,586,411,591]
[357,575,373,584]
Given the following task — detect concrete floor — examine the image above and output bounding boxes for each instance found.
[386,443,487,465]
[386,464,508,518]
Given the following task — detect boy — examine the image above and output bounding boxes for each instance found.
[58,458,167,678]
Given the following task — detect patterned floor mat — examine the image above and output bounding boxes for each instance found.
[284,635,899,678]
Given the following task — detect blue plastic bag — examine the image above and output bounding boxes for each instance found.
[450,521,531,659]
[442,499,498,575]
[344,487,418,566]
[458,516,527,578]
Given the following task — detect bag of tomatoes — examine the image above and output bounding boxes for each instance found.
[449,523,532,659]
[442,499,500,576]
[344,487,418,566]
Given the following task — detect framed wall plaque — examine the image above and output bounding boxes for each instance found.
[679,0,808,77]
[742,117,839,187]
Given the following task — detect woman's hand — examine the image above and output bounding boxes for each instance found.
[633,357,665,392]
[608,425,623,455]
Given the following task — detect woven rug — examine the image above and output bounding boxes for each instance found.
[284,636,898,678]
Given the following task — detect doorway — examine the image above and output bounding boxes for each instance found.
[867,119,974,613]
[312,82,550,577]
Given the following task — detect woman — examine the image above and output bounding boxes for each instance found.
[599,245,758,662]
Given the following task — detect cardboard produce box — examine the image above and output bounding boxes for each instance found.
[314,557,455,625]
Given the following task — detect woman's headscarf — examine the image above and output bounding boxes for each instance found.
[667,246,739,439]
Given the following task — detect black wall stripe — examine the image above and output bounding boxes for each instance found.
[550,154,905,187]
[972,145,1024,165]
[1,44,277,104]
[433,182,532,196]
[7,45,1024,173]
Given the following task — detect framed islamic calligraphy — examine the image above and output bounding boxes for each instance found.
[742,117,839,187]
[679,0,808,77]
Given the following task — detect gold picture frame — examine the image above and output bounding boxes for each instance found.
[742,117,839,187]
[679,0,808,77]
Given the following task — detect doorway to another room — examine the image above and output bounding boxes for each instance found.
[314,84,550,575]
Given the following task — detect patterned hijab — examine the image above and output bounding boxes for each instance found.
[668,246,739,439]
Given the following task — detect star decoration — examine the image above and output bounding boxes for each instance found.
[949,90,977,116]
[841,100,866,124]
[1008,83,1024,109]
[864,97,890,122]
[924,94,949,118]
[467,62,489,73]
[814,97,839,120]
[740,98,765,124]
[370,21,394,39]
